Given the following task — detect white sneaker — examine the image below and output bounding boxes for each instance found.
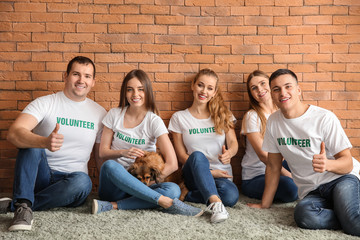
[205,202,229,223]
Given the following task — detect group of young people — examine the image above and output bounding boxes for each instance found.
[0,56,359,237]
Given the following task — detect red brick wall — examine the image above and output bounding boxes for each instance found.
[0,0,359,193]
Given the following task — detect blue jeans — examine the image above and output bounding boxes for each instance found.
[98,160,180,210]
[242,161,298,202]
[294,174,360,237]
[182,151,239,207]
[11,148,92,211]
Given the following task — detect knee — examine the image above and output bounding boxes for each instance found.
[187,151,209,166]
[68,172,92,196]
[160,182,181,199]
[17,148,45,162]
[218,181,239,207]
[101,160,119,176]
[294,201,316,229]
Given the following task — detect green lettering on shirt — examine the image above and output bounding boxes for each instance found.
[189,127,216,135]
[116,132,145,145]
[276,137,311,148]
[56,117,95,130]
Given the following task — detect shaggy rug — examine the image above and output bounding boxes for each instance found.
[0,194,358,240]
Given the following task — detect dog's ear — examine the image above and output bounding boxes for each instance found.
[128,164,136,176]
[150,168,162,184]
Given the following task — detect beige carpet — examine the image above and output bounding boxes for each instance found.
[0,193,358,240]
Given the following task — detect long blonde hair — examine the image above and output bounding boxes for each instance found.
[193,69,234,134]
[242,70,270,137]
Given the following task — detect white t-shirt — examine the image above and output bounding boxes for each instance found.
[23,91,106,174]
[240,110,270,180]
[102,107,168,170]
[263,105,360,199]
[168,109,233,176]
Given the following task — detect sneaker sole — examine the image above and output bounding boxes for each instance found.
[8,220,33,231]
[0,197,12,214]
[211,215,229,224]
[92,199,98,214]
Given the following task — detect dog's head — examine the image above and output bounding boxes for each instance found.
[128,151,165,186]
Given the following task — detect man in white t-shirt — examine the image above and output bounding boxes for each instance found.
[248,69,360,237]
[2,56,106,232]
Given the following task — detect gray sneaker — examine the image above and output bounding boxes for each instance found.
[163,198,203,216]
[8,203,33,231]
[0,197,12,214]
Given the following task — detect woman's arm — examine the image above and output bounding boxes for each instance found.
[156,133,178,179]
[218,128,238,165]
[99,126,144,161]
[171,132,189,166]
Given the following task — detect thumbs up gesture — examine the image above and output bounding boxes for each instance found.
[312,142,327,173]
[218,145,231,164]
[46,123,64,152]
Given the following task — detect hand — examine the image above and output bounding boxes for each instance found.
[312,142,328,173]
[46,123,64,152]
[218,145,231,164]
[123,147,145,159]
[247,203,264,209]
[211,169,232,178]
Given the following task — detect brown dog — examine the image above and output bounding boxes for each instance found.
[128,151,189,201]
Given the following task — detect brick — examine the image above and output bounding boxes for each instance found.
[63,13,93,23]
[350,44,360,53]
[0,72,30,81]
[49,43,80,52]
[46,23,76,33]
[14,3,46,12]
[156,15,184,25]
[141,5,169,14]
[152,82,168,92]
[0,32,31,42]
[305,0,332,5]
[290,6,319,15]
[31,13,63,22]
[215,55,243,64]
[17,42,47,52]
[274,54,302,63]
[0,2,14,11]
[0,101,17,110]
[156,0,184,5]
[126,34,155,43]
[169,83,190,92]
[318,101,347,110]
[317,82,345,91]
[171,6,200,16]
[94,14,124,23]
[298,82,315,91]
[172,45,201,54]
[77,24,107,33]
[349,6,360,15]
[139,25,167,34]
[199,64,229,73]
[0,52,31,61]
[2,13,30,22]
[273,35,302,44]
[139,64,169,73]
[244,55,273,64]
[0,81,15,90]
[260,6,288,16]
[203,46,231,54]
[346,83,360,92]
[142,44,171,53]
[228,26,257,35]
[155,92,185,101]
[231,6,259,16]
[201,7,230,16]
[125,15,154,24]
[320,44,348,53]
[245,0,274,6]
[215,17,243,26]
[199,26,227,35]
[333,73,360,82]
[320,6,348,15]
[186,54,214,63]
[95,53,124,63]
[274,16,302,26]
[47,3,78,12]
[170,26,198,35]
[186,36,214,45]
[288,64,315,73]
[0,43,15,52]
[0,22,12,32]
[15,81,48,90]
[185,0,215,7]
[233,45,259,54]
[32,72,63,81]
[0,91,32,101]
[317,63,346,72]
[287,26,316,35]
[156,35,184,44]
[317,25,346,34]
[244,16,272,25]
[14,62,45,71]
[110,4,138,14]
[334,110,360,120]
[303,35,331,44]
[13,23,45,32]
[244,36,272,45]
[79,4,108,13]
[334,16,360,25]
[334,54,360,63]
[304,54,332,63]
[275,0,303,6]
[215,36,243,45]
[186,17,214,25]
[230,64,258,73]
[109,24,137,33]
[349,101,360,110]
[0,62,13,71]
[170,63,199,73]
[333,35,359,44]
[156,54,184,63]
[32,33,63,42]
[258,64,287,73]
[258,26,286,35]
[347,64,360,72]
[303,91,331,101]
[261,45,288,54]
[304,16,332,25]
[125,53,154,63]
[155,73,185,82]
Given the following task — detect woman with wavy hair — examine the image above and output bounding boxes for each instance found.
[169,69,239,223]
[241,70,298,202]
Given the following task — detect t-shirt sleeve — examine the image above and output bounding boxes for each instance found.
[322,111,352,157]
[22,96,51,123]
[102,108,116,130]
[168,112,181,133]
[241,110,260,135]
[151,115,168,139]
[262,117,280,153]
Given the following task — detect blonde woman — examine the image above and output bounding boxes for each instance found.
[169,69,239,223]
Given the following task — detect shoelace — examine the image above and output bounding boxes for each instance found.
[204,202,216,213]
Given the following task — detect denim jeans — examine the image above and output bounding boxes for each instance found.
[11,148,92,211]
[98,160,180,210]
[182,151,239,207]
[294,174,360,237]
[242,160,298,202]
